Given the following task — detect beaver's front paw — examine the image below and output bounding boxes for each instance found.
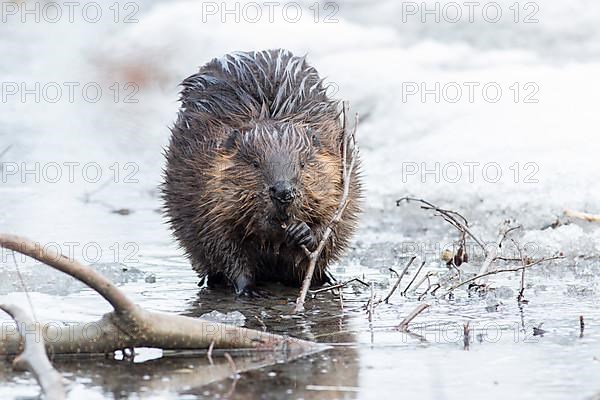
[233,275,270,298]
[285,221,316,251]
[236,286,271,298]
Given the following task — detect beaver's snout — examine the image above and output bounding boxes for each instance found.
[269,181,295,206]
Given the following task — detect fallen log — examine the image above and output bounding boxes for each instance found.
[0,233,326,393]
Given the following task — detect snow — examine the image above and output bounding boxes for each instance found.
[92,0,600,219]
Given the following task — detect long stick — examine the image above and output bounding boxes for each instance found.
[0,234,324,357]
[294,102,358,313]
[397,303,430,331]
[381,256,416,304]
[401,261,425,295]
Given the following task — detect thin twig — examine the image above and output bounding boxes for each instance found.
[294,102,358,313]
[565,209,600,223]
[309,278,369,296]
[512,239,527,303]
[397,303,430,332]
[368,283,374,323]
[429,283,441,296]
[475,221,521,281]
[418,283,435,301]
[397,197,487,253]
[409,271,434,295]
[441,255,565,296]
[401,261,426,295]
[224,352,238,374]
[378,256,416,305]
[496,257,524,262]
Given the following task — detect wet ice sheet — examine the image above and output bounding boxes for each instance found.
[1,194,599,399]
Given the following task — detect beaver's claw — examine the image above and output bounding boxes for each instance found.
[235,285,271,298]
[233,274,271,298]
[285,221,316,251]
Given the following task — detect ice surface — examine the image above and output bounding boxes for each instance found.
[199,310,247,327]
[0,261,146,296]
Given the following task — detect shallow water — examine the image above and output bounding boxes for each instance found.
[1,186,599,399]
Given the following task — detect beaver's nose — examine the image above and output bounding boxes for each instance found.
[270,181,295,205]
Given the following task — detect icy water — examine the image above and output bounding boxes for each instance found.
[1,188,599,399]
[2,0,600,399]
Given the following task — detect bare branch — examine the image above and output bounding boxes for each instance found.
[463,322,470,351]
[0,304,66,400]
[475,220,520,280]
[309,278,369,296]
[397,303,430,332]
[0,234,325,358]
[511,238,528,303]
[396,197,487,253]
[565,209,600,223]
[409,271,434,295]
[394,197,559,302]
[368,283,375,323]
[441,255,565,296]
[401,261,426,295]
[294,101,358,313]
[418,282,440,301]
[379,256,416,305]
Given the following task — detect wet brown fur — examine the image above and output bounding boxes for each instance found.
[162,49,362,292]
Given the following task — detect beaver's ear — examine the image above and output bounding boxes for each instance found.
[223,129,241,150]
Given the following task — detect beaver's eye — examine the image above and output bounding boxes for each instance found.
[311,134,320,146]
[252,160,260,168]
[300,160,306,169]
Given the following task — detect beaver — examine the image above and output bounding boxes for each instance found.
[162,49,361,296]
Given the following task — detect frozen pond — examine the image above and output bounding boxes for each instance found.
[1,0,600,399]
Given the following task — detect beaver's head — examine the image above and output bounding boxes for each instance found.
[211,122,342,240]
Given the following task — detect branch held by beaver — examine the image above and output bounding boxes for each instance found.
[294,101,359,313]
